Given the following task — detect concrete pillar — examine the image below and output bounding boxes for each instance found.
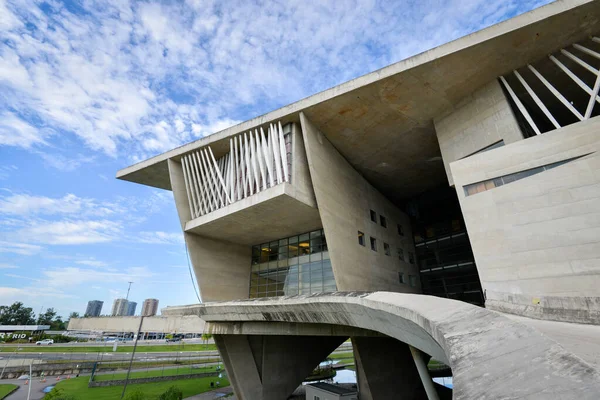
[409,346,440,400]
[353,336,427,399]
[215,334,347,400]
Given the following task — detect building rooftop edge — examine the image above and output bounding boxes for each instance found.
[115,0,593,188]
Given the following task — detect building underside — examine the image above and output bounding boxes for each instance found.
[117,1,600,398]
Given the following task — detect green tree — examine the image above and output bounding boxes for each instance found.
[68,311,80,320]
[0,302,35,325]
[50,316,66,330]
[158,386,183,400]
[38,307,57,325]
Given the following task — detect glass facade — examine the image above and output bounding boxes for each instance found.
[250,229,336,298]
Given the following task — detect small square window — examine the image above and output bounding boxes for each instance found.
[409,252,415,264]
[397,224,404,236]
[358,231,365,246]
[397,248,404,261]
[409,275,418,287]
[384,242,391,256]
[399,272,405,284]
[370,210,377,222]
[380,215,387,228]
[370,237,377,251]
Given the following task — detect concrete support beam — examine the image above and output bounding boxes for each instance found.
[353,336,427,400]
[409,345,440,400]
[204,321,384,337]
[215,334,346,400]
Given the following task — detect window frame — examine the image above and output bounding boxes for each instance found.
[370,237,377,252]
[380,215,387,228]
[370,209,377,223]
[384,242,391,256]
[358,231,365,246]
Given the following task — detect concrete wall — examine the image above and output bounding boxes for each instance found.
[299,112,420,293]
[435,79,524,186]
[67,315,205,333]
[451,116,600,324]
[168,125,321,302]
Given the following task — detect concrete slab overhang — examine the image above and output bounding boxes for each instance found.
[184,183,321,245]
[166,291,600,399]
[117,0,600,201]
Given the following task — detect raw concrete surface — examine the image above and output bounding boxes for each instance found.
[502,313,600,369]
[185,292,600,399]
[452,117,600,324]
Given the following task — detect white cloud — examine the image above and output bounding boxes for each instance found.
[75,259,108,267]
[0,240,42,255]
[0,112,48,148]
[0,193,92,216]
[0,286,75,304]
[0,0,551,163]
[13,220,122,245]
[138,231,184,245]
[0,263,19,269]
[41,266,155,287]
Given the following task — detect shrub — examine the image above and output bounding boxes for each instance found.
[43,388,78,400]
[124,390,147,400]
[158,386,183,400]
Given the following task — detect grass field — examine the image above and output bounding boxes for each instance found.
[93,365,220,381]
[48,375,229,400]
[0,384,18,399]
[0,343,216,353]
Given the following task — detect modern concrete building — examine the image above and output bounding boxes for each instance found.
[127,301,137,316]
[85,300,103,317]
[111,298,128,317]
[141,298,159,316]
[118,0,600,398]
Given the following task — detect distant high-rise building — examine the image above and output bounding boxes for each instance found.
[85,300,103,317]
[141,299,159,316]
[111,298,128,316]
[127,301,137,316]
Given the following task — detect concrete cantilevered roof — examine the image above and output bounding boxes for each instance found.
[117,0,600,201]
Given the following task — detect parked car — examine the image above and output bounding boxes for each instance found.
[166,337,182,343]
[36,339,54,345]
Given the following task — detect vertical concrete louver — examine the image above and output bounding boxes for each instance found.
[180,121,291,219]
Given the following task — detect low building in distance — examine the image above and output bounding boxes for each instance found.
[141,298,159,316]
[85,300,103,317]
[127,301,137,316]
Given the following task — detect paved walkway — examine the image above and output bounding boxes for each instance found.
[3,378,51,400]
[501,313,600,368]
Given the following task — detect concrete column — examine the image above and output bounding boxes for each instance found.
[215,334,347,400]
[260,335,347,400]
[214,335,262,400]
[409,346,440,400]
[353,336,427,399]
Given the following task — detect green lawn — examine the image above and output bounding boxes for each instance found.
[0,384,18,399]
[0,343,216,353]
[94,365,219,381]
[47,375,229,400]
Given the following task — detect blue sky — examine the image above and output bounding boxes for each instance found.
[0,0,551,318]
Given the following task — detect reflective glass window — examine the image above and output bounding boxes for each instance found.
[249,229,336,298]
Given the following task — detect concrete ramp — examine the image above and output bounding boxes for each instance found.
[168,292,600,399]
